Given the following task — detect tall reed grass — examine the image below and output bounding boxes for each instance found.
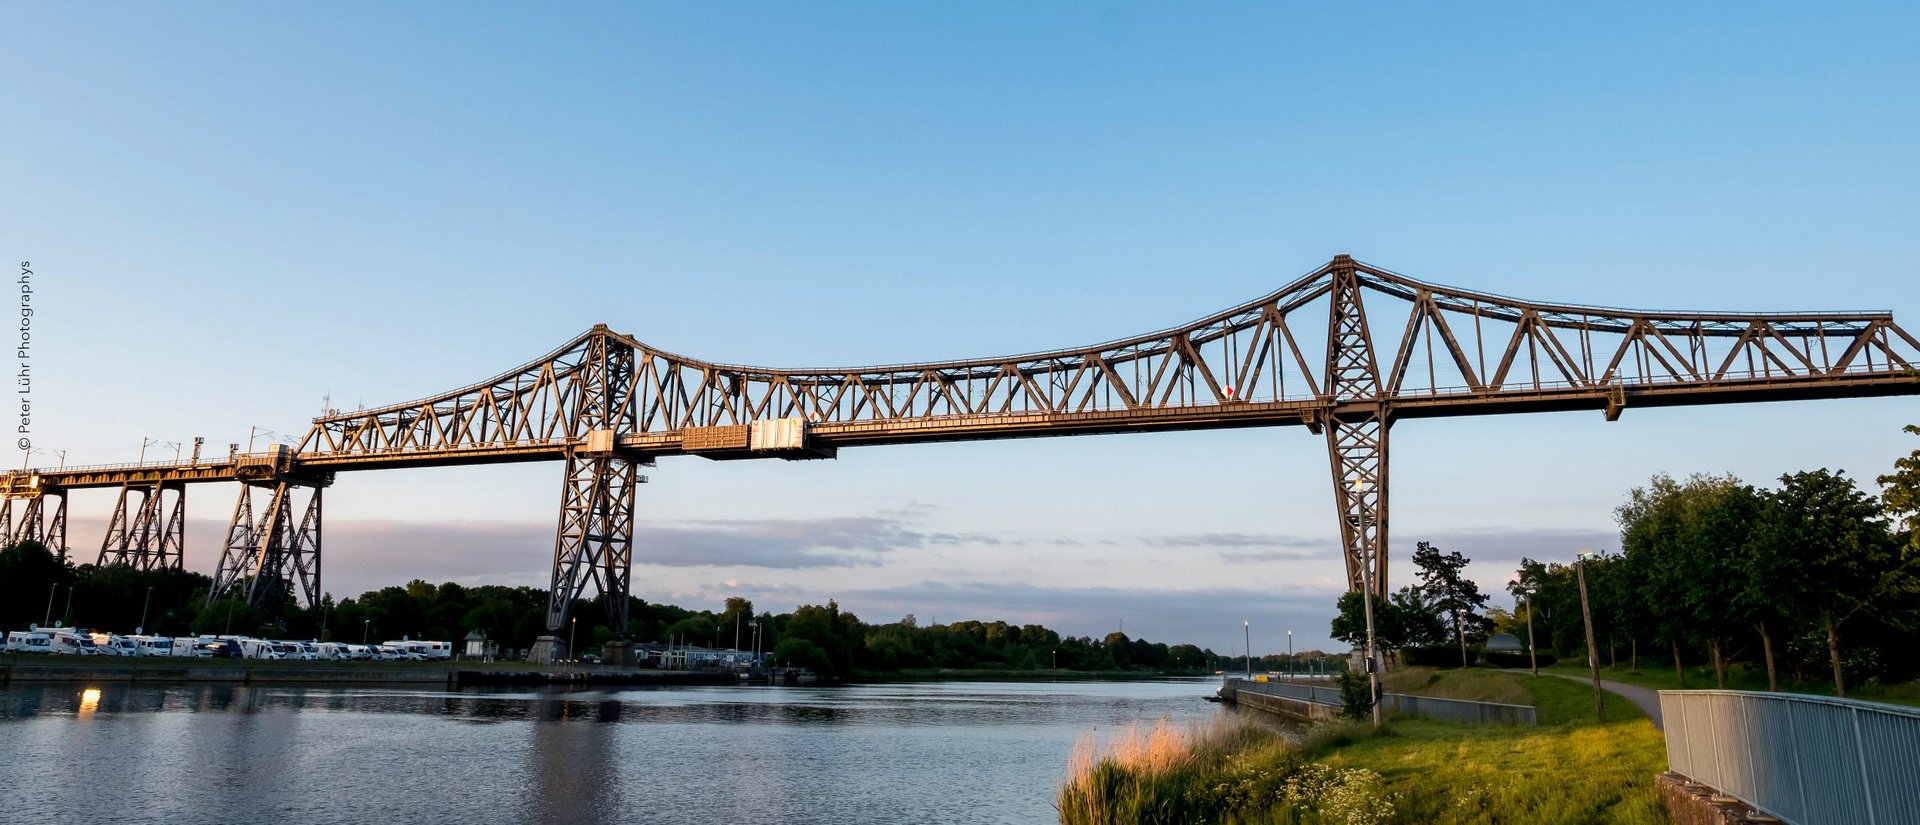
[1057,716,1397,824]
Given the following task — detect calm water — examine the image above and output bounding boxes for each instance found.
[0,678,1238,824]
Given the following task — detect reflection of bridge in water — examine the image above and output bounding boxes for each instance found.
[3,256,1916,657]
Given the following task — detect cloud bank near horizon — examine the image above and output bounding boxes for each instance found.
[57,509,1614,652]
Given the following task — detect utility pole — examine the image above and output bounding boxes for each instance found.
[1523,587,1539,678]
[1576,551,1604,723]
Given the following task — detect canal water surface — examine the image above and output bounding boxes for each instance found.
[1,678,1233,824]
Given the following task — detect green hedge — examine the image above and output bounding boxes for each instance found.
[1485,650,1557,669]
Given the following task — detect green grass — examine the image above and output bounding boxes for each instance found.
[1541,661,1920,708]
[1059,667,1669,824]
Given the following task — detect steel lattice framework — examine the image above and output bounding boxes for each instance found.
[2,255,1915,651]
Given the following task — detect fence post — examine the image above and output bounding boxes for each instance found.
[1787,699,1806,823]
[1852,707,1876,825]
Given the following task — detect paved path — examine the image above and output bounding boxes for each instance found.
[1551,673,1664,728]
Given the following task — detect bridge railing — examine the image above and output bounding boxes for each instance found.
[1660,690,1920,825]
[1223,676,1537,725]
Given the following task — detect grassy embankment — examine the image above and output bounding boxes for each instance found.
[1058,667,1666,824]
[1542,660,1920,707]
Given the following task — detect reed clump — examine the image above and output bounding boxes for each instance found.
[1057,717,1397,825]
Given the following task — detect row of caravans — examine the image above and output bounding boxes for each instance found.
[4,627,452,662]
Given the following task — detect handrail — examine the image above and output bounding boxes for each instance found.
[1660,689,1920,825]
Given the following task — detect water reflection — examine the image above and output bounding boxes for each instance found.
[0,679,1231,825]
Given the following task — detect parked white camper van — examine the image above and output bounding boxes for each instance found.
[129,635,175,657]
[6,630,53,654]
[46,629,100,655]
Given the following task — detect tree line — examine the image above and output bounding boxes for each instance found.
[0,541,1225,679]
[1517,458,1919,696]
[1324,426,1920,698]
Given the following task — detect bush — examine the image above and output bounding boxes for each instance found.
[1402,645,1477,667]
[1485,650,1557,669]
[1338,668,1375,721]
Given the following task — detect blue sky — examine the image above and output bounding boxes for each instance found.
[3,3,1916,653]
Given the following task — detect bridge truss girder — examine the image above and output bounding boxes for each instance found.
[210,481,324,613]
[98,482,185,570]
[7,255,1917,613]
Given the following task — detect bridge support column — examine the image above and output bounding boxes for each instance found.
[1326,414,1389,596]
[532,450,641,664]
[1322,254,1391,597]
[98,482,186,570]
[1,489,67,559]
[209,481,323,614]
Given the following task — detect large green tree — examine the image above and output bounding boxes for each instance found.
[1411,541,1490,667]
[1882,424,1920,556]
[1761,469,1916,696]
[1617,473,1756,687]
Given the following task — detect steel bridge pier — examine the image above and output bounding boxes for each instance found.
[98,481,187,570]
[208,480,325,613]
[1323,256,1391,597]
[528,331,647,664]
[529,449,645,664]
[0,488,68,560]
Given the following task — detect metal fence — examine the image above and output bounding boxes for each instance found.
[1661,690,1920,825]
[1224,677,1537,725]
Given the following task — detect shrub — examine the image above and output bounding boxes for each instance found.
[1337,668,1375,721]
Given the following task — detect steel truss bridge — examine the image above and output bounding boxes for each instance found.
[3,256,1915,652]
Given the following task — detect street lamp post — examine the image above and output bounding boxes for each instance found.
[1523,586,1539,678]
[1576,551,1604,723]
[138,587,153,635]
[43,582,57,626]
[1243,620,1252,681]
[1350,478,1385,727]
[1287,630,1294,682]
[569,617,578,664]
[362,619,370,645]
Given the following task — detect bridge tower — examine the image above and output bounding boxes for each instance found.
[98,481,187,570]
[1322,255,1391,598]
[208,446,330,615]
[529,327,648,664]
[209,482,325,614]
[1,486,69,560]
